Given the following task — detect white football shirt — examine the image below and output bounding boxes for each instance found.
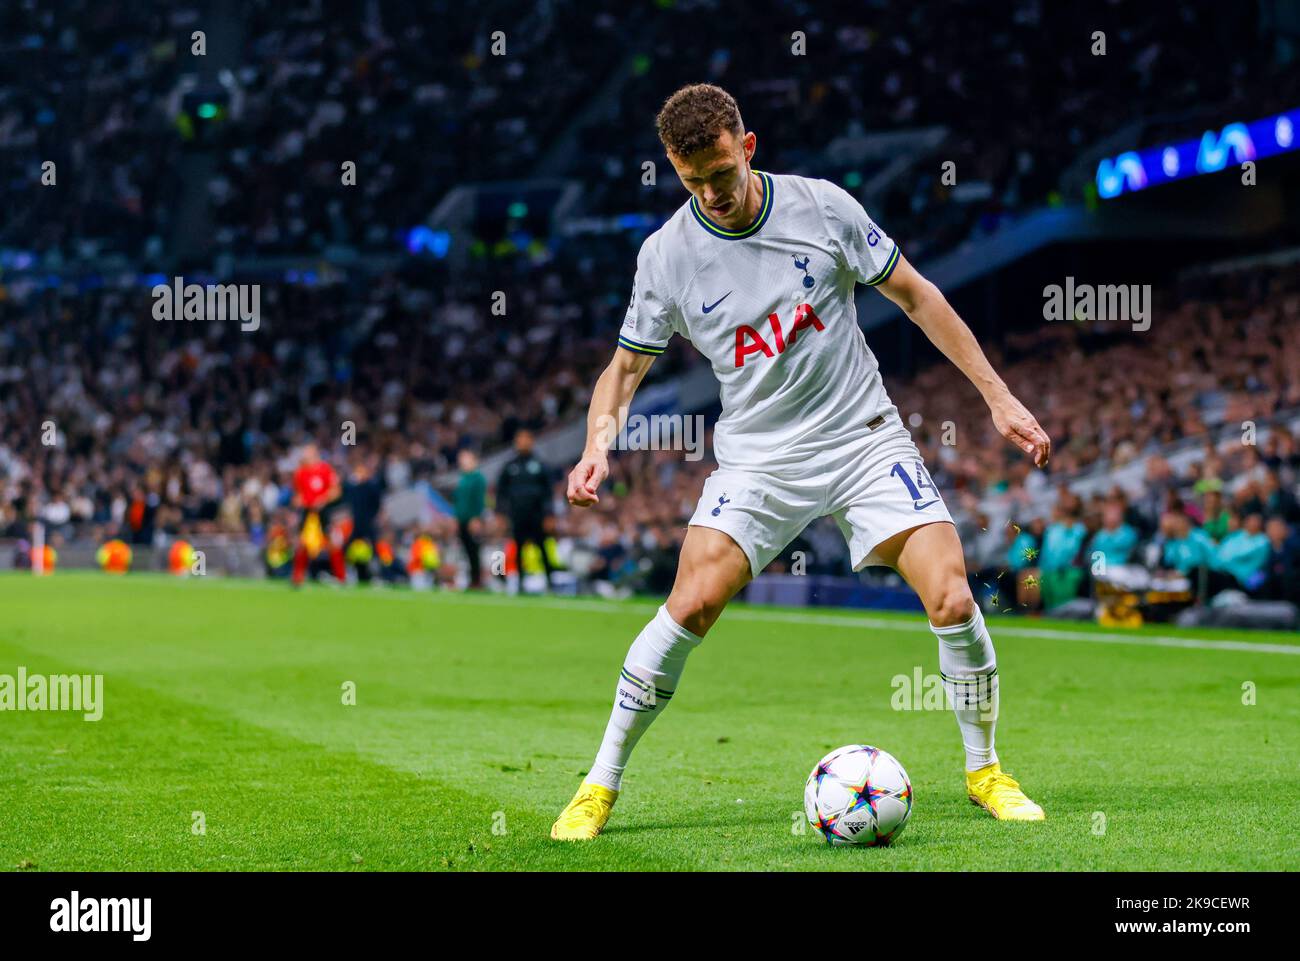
[619,171,903,475]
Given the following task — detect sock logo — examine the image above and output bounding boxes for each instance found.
[617,685,655,712]
[617,667,672,713]
[617,668,659,712]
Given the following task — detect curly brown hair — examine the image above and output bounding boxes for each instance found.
[655,83,744,158]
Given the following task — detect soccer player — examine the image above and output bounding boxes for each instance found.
[290,443,344,587]
[552,84,1052,840]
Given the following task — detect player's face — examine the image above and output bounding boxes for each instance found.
[667,128,757,229]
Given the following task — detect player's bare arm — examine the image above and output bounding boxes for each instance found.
[878,255,1051,467]
[567,346,656,507]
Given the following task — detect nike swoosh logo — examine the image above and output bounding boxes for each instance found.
[618,700,654,713]
[913,499,940,511]
[702,291,733,314]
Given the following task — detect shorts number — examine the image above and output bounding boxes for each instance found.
[889,461,938,501]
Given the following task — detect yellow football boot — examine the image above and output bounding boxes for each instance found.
[966,762,1045,821]
[550,782,619,841]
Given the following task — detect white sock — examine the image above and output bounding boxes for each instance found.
[932,608,999,772]
[587,605,702,791]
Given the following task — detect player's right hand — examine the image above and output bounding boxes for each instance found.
[567,453,609,507]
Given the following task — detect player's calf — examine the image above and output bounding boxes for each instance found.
[664,586,728,638]
[585,605,703,792]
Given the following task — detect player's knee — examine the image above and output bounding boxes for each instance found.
[665,586,726,637]
[928,582,975,628]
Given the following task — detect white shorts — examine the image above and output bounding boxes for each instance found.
[688,418,954,577]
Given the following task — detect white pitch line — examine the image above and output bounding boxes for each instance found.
[173,577,1300,656]
[436,592,1300,656]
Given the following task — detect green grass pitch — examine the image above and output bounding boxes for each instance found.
[2,572,1297,871]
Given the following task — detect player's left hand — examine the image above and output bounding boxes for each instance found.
[989,392,1051,467]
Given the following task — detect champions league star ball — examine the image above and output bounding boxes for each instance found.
[804,745,913,846]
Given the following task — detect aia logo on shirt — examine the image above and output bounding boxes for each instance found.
[734,304,825,368]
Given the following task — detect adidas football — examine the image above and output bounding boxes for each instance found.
[804,744,913,846]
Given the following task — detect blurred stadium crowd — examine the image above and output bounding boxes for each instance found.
[2,0,1299,617]
[7,1,1297,261]
[6,260,1299,612]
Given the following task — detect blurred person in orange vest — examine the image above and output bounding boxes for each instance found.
[374,528,403,585]
[407,531,441,590]
[265,520,292,578]
[168,539,195,575]
[97,538,132,574]
[25,539,57,574]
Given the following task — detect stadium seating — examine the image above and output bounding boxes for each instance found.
[2,0,1298,620]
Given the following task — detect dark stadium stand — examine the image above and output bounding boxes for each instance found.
[2,0,1299,625]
